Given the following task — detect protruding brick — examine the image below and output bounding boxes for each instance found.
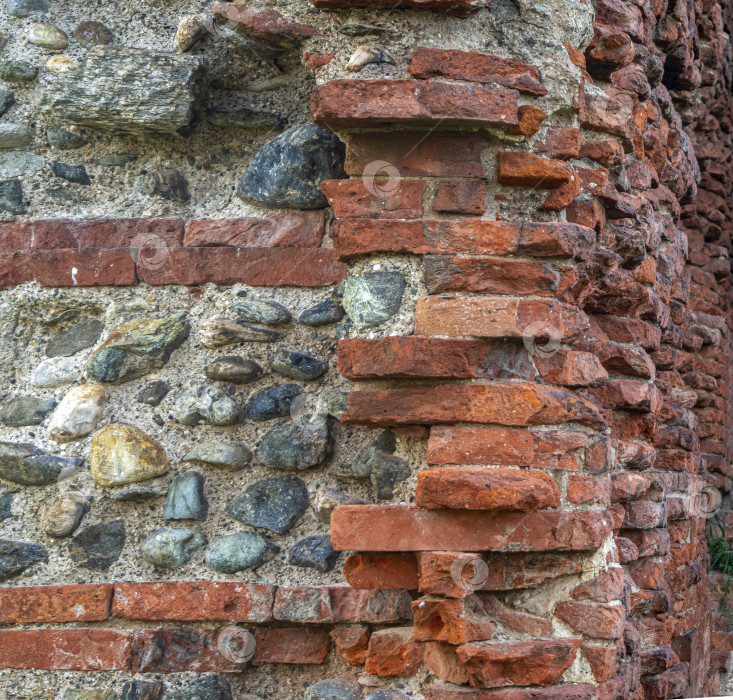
[424,642,471,684]
[413,596,497,645]
[343,552,419,589]
[0,584,112,624]
[365,627,425,676]
[554,601,626,639]
[533,126,584,160]
[534,349,609,387]
[321,178,426,219]
[498,152,573,188]
[330,626,370,666]
[312,0,478,11]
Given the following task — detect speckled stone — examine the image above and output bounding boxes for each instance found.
[111,488,164,502]
[31,356,80,388]
[0,177,24,214]
[0,151,44,177]
[27,23,68,51]
[271,348,328,381]
[72,21,114,48]
[63,691,120,700]
[0,493,13,521]
[200,317,281,348]
[183,441,252,471]
[316,390,348,420]
[0,441,83,485]
[0,89,14,118]
[245,383,303,421]
[0,539,47,581]
[0,395,57,427]
[46,125,89,150]
[69,520,125,571]
[6,0,49,18]
[121,680,162,700]
[164,471,208,522]
[204,356,263,384]
[226,475,309,534]
[141,527,205,570]
[346,431,410,500]
[205,532,279,574]
[305,679,363,700]
[0,60,37,83]
[51,162,92,185]
[38,491,89,538]
[173,384,243,426]
[46,317,104,357]
[342,271,406,329]
[174,14,207,52]
[163,676,232,700]
[298,299,345,326]
[46,55,80,74]
[137,167,189,202]
[233,299,291,325]
[135,380,170,407]
[47,384,107,443]
[290,534,339,573]
[256,417,330,470]
[0,123,31,149]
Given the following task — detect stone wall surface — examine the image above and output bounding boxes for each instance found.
[0,0,733,698]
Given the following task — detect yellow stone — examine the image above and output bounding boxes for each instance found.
[28,23,69,51]
[46,55,79,74]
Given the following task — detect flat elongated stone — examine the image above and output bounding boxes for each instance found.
[183,441,252,471]
[245,383,303,421]
[271,349,328,380]
[0,395,57,427]
[6,0,49,17]
[0,441,82,485]
[0,539,47,581]
[39,47,206,137]
[205,356,263,384]
[233,299,292,325]
[46,317,105,357]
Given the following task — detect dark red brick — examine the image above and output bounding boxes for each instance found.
[184,212,324,247]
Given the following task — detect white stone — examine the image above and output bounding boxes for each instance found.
[31,356,80,388]
[47,384,107,443]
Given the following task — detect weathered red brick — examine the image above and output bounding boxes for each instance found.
[416,467,561,511]
[408,47,547,95]
[566,199,606,232]
[425,642,471,684]
[534,350,609,387]
[554,601,626,639]
[481,595,553,636]
[252,627,330,665]
[413,596,497,644]
[184,211,324,247]
[112,582,274,623]
[331,505,612,552]
[343,383,607,429]
[424,681,595,698]
[273,586,333,623]
[330,626,370,666]
[592,315,661,350]
[578,139,625,167]
[0,629,132,670]
[0,221,31,249]
[584,380,662,412]
[32,218,185,250]
[312,0,478,10]
[321,178,425,219]
[0,584,112,624]
[582,641,622,682]
[329,587,413,623]
[365,627,425,676]
[566,475,611,506]
[433,179,486,214]
[312,80,519,129]
[498,152,573,188]
[343,552,419,589]
[507,105,547,138]
[533,126,584,160]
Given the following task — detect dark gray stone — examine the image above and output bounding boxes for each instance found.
[69,520,125,571]
[0,539,47,581]
[271,348,328,381]
[298,299,345,326]
[238,124,345,210]
[140,527,205,569]
[6,0,49,17]
[290,534,338,573]
[0,123,31,149]
[98,153,137,167]
[135,381,170,407]
[183,441,252,471]
[111,488,164,502]
[256,418,329,470]
[38,47,206,137]
[0,441,83,485]
[305,679,363,700]
[47,126,89,150]
[0,395,57,426]
[205,532,279,574]
[121,681,161,700]
[245,383,302,421]
[163,676,232,700]
[46,317,105,357]
[346,431,409,499]
[0,90,14,118]
[343,271,406,329]
[164,471,208,521]
[226,475,309,534]
[0,493,13,520]
[51,162,91,185]
[73,21,114,48]
[364,692,409,700]
[173,384,243,426]
[204,356,263,384]
[138,168,189,202]
[233,299,291,325]
[207,107,283,131]
[0,60,38,83]
[0,177,25,214]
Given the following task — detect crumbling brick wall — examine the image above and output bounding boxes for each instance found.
[1,0,733,698]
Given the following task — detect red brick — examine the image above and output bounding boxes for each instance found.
[456,638,582,687]
[566,475,611,506]
[566,199,606,232]
[424,255,578,296]
[312,79,519,129]
[273,586,333,623]
[498,152,573,188]
[343,553,419,589]
[312,0,477,10]
[302,50,336,72]
[31,218,184,250]
[581,641,622,682]
[329,587,413,623]
[0,584,112,624]
[414,296,589,341]
[112,582,274,623]
[136,247,347,287]
[554,601,626,639]
[425,642,471,684]
[425,682,595,699]
[184,211,324,247]
[533,127,584,160]
[330,626,369,666]
[252,627,330,665]
[413,596,497,644]
[0,629,132,670]
[338,337,535,380]
[321,178,425,219]
[343,383,607,429]
[0,221,31,249]
[434,179,486,214]
[592,315,661,350]
[540,172,581,212]
[584,380,662,412]
[576,88,636,143]
[534,350,609,387]
[427,426,587,469]
[578,140,625,167]
[331,505,612,552]
[344,132,486,178]
[416,467,561,511]
[507,105,547,138]
[332,219,595,260]
[365,627,425,676]
[481,595,553,636]
[408,47,547,95]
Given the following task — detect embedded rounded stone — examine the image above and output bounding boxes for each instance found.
[290,534,338,573]
[6,0,48,17]
[342,271,406,329]
[0,395,57,427]
[27,23,68,51]
[86,314,189,383]
[0,540,47,581]
[173,384,243,426]
[135,380,170,407]
[364,692,409,700]
[0,441,83,486]
[305,679,363,700]
[47,384,107,443]
[72,21,114,48]
[137,167,189,202]
[0,60,38,83]
[164,471,208,522]
[238,124,346,210]
[183,441,252,471]
[69,520,126,571]
[0,123,31,150]
[46,317,104,357]
[204,356,263,384]
[205,532,279,574]
[141,527,205,569]
[90,423,169,487]
[46,55,80,74]
[316,390,348,419]
[175,14,207,52]
[31,357,80,388]
[51,162,91,185]
[163,676,232,700]
[233,299,292,325]
[226,475,309,534]
[46,125,89,150]
[38,491,89,538]
[271,348,328,381]
[0,177,24,214]
[200,317,281,348]
[256,418,330,470]
[0,494,12,521]
[245,383,303,421]
[298,299,345,326]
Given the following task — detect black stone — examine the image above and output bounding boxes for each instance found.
[136,381,170,407]
[0,493,12,521]
[0,441,83,485]
[298,299,345,326]
[245,383,303,421]
[0,178,26,215]
[238,124,345,210]
[69,520,125,571]
[271,348,328,381]
[305,679,362,700]
[51,162,91,185]
[290,534,338,573]
[0,90,14,118]
[0,395,57,427]
[163,675,232,700]
[256,418,330,470]
[226,475,309,534]
[0,539,47,581]
[46,317,105,358]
